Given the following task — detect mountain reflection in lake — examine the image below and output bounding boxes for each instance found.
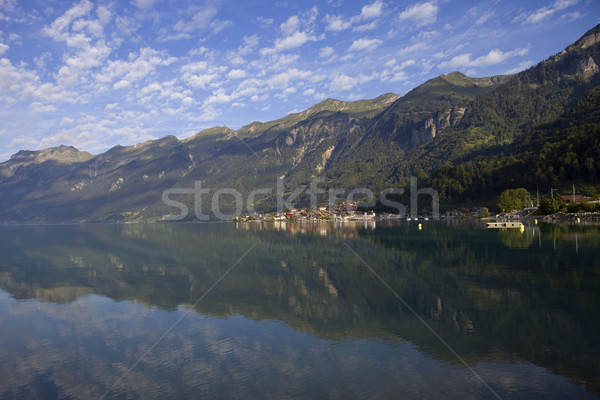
[0,221,598,399]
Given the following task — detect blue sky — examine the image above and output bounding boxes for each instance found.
[0,0,598,160]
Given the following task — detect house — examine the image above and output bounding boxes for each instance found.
[561,195,590,203]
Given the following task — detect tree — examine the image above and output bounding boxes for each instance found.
[539,193,567,214]
[496,188,530,212]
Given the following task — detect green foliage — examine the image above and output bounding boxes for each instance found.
[496,188,530,212]
[566,201,599,213]
[424,85,600,210]
[539,193,567,214]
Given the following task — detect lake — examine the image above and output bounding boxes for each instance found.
[0,221,598,399]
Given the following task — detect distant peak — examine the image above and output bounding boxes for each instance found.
[445,71,467,78]
[7,145,91,164]
[184,126,234,141]
[308,98,345,110]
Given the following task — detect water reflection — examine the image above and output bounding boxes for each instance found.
[236,219,377,238]
[0,222,598,398]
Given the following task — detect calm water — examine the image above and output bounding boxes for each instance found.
[0,221,599,399]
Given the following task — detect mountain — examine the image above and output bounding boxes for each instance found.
[1,24,599,223]
[425,85,600,207]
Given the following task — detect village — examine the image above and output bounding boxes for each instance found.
[233,201,434,222]
[233,192,600,223]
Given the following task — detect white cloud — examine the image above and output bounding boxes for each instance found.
[0,0,17,12]
[354,21,379,32]
[43,0,109,48]
[94,47,172,88]
[60,117,74,125]
[261,8,320,55]
[397,41,427,55]
[324,15,352,31]
[173,6,217,33]
[319,46,335,58]
[227,69,247,79]
[280,87,297,97]
[281,15,301,36]
[381,59,415,82]
[309,73,327,83]
[340,53,355,62]
[398,2,438,27]
[559,11,582,22]
[139,82,162,96]
[8,33,22,44]
[29,102,57,113]
[33,52,52,70]
[232,78,262,98]
[179,61,226,90]
[325,1,384,31]
[113,79,131,89]
[181,61,208,74]
[209,19,234,35]
[262,31,319,55]
[227,35,260,65]
[438,47,530,69]
[360,1,384,19]
[505,60,534,74]
[10,136,39,149]
[240,35,260,54]
[27,112,157,153]
[56,41,112,87]
[400,59,416,69]
[157,32,191,42]
[21,81,79,104]
[330,74,358,91]
[37,0,118,95]
[267,69,311,89]
[274,31,317,52]
[206,88,234,104]
[181,96,194,106]
[256,16,274,26]
[349,38,383,51]
[518,0,579,24]
[186,73,219,89]
[388,70,409,82]
[161,4,233,41]
[270,53,300,69]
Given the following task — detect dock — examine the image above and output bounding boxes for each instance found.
[486,221,524,229]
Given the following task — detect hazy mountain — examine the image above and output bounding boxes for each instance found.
[1,24,599,222]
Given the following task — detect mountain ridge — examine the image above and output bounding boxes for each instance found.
[1,24,599,222]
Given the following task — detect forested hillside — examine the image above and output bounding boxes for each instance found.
[1,24,599,222]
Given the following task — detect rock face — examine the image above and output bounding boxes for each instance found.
[576,29,600,49]
[578,56,599,76]
[409,107,466,148]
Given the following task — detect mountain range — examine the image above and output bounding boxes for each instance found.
[1,24,599,223]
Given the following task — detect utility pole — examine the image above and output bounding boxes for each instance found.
[573,184,576,202]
